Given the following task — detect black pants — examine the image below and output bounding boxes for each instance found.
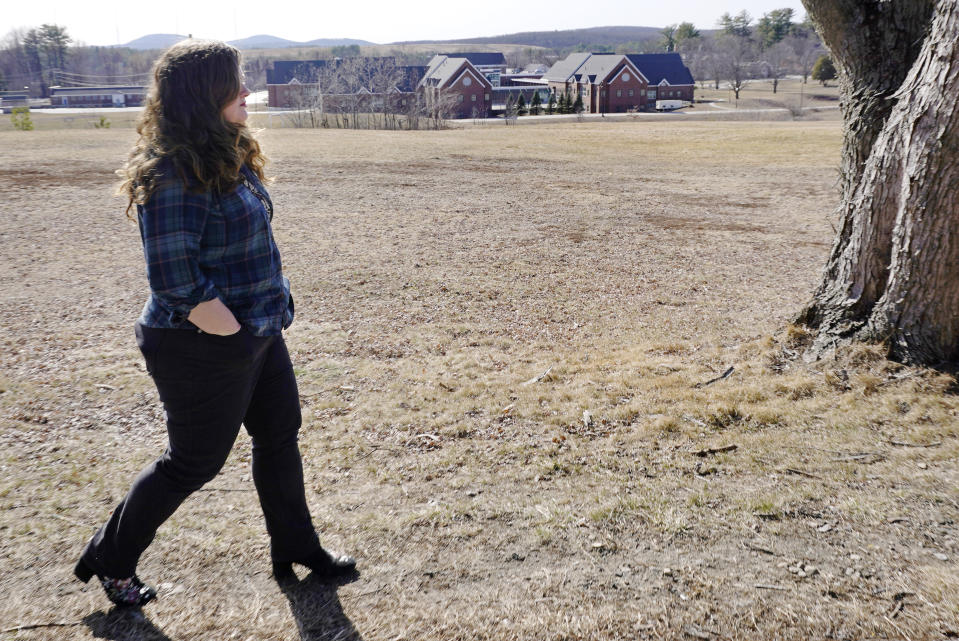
[81,323,321,577]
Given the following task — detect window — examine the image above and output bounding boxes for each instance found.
[616,89,622,97]
[622,72,631,82]
[463,76,472,87]
[628,89,634,97]
[647,89,657,100]
[458,95,464,103]
[485,93,490,100]
[471,94,477,102]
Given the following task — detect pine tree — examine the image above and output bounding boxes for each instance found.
[516,94,527,116]
[572,93,584,114]
[547,93,556,115]
[530,91,542,115]
[811,55,837,86]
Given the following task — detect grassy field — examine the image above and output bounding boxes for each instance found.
[694,76,841,114]
[1,120,957,640]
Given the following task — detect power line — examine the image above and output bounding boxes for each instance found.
[52,68,151,81]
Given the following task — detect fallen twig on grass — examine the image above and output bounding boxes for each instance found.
[889,439,942,448]
[683,624,723,640]
[754,584,788,591]
[753,512,781,520]
[889,600,904,618]
[744,542,778,556]
[48,512,92,528]
[3,622,83,634]
[785,467,823,479]
[883,613,914,641]
[345,585,389,600]
[832,452,885,463]
[694,444,738,457]
[299,386,338,398]
[522,367,553,385]
[694,366,734,388]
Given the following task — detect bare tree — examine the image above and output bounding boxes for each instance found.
[284,62,337,128]
[284,82,322,128]
[335,57,366,129]
[369,58,403,130]
[785,33,821,83]
[405,93,426,130]
[760,40,792,93]
[502,93,517,125]
[797,0,959,364]
[684,37,720,90]
[422,87,457,129]
[717,33,755,100]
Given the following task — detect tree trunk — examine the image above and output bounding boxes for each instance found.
[798,0,959,364]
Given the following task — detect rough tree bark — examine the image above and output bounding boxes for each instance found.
[797,0,959,364]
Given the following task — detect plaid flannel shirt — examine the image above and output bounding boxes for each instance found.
[136,161,293,336]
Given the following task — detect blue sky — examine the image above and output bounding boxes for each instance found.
[4,1,808,47]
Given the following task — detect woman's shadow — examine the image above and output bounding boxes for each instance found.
[278,571,363,641]
[83,608,172,641]
[80,574,362,640]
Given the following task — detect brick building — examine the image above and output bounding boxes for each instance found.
[545,52,694,113]
[626,53,695,103]
[419,56,493,119]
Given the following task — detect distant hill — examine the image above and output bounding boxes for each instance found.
[304,38,375,47]
[396,26,664,49]
[121,34,188,50]
[230,35,375,49]
[119,33,376,51]
[228,34,303,49]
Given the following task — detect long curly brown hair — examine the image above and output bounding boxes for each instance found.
[118,40,268,216]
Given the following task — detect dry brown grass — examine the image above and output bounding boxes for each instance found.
[1,121,957,641]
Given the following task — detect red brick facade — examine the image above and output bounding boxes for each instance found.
[647,83,695,102]
[548,61,650,114]
[447,67,491,118]
[603,64,649,113]
[547,53,695,113]
[421,60,493,119]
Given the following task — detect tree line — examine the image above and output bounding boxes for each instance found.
[672,9,829,98]
[0,26,161,97]
[0,27,431,98]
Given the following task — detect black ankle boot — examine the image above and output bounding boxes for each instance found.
[74,557,157,607]
[272,548,357,581]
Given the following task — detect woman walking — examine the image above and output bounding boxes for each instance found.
[75,40,355,608]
